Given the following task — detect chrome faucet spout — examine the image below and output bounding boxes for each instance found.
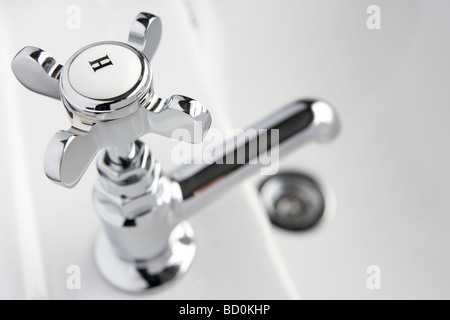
[171,99,340,218]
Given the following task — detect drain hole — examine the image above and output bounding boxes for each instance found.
[259,172,325,231]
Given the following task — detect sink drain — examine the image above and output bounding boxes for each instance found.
[258,172,326,231]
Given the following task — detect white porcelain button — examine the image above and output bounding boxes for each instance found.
[68,43,142,100]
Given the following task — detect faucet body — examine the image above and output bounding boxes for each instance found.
[93,99,339,291]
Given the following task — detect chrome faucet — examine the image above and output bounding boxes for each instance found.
[11,12,339,292]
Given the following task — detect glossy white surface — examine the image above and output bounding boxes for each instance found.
[1,0,450,300]
[69,43,142,99]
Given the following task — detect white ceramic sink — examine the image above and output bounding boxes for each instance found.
[1,0,449,299]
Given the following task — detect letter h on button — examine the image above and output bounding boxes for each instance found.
[89,55,113,72]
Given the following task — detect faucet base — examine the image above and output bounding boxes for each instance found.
[94,221,195,293]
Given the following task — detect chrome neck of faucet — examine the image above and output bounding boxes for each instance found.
[172,99,339,219]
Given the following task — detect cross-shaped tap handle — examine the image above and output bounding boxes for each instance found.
[11,12,211,188]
